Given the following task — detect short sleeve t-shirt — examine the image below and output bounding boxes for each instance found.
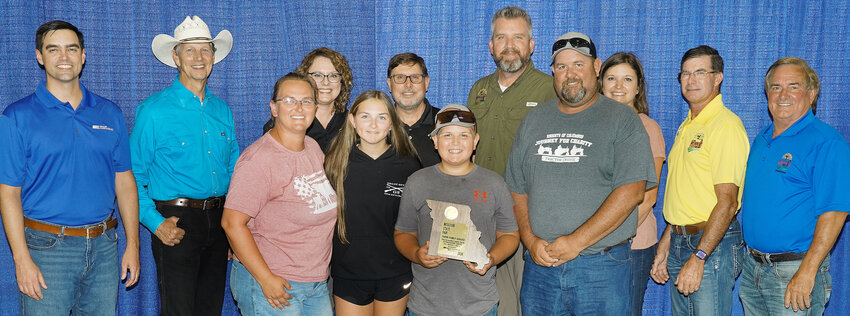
[505,96,657,254]
[225,133,338,282]
[632,113,666,249]
[395,165,517,316]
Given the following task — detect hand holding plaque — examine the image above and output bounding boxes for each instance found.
[426,199,490,270]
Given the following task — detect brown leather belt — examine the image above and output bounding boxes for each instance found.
[154,196,224,210]
[671,221,707,235]
[602,239,630,253]
[24,217,117,238]
[750,248,807,264]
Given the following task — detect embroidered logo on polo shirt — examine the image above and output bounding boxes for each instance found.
[92,124,113,131]
[384,182,405,197]
[475,88,487,104]
[688,132,704,152]
[473,190,489,203]
[534,133,591,163]
[776,153,792,173]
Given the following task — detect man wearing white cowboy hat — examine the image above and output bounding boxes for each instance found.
[130,15,238,315]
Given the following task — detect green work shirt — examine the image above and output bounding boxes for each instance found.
[466,61,556,175]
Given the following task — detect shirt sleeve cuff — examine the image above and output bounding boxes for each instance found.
[139,206,165,233]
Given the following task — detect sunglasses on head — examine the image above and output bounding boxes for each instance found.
[552,37,596,57]
[436,110,476,125]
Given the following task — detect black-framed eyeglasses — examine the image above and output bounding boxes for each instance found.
[678,70,717,81]
[389,74,426,84]
[273,96,316,107]
[436,110,476,125]
[308,72,342,83]
[551,37,596,58]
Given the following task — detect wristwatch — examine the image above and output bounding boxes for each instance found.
[694,249,708,261]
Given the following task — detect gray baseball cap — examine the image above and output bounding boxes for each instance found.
[428,104,476,137]
[551,32,597,59]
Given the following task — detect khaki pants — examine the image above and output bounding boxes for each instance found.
[496,245,524,316]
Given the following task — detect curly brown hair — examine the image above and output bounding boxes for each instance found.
[296,47,353,113]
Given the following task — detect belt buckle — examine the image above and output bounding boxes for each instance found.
[751,249,770,263]
[87,220,107,238]
[203,197,219,210]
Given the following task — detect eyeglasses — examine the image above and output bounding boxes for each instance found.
[389,74,426,84]
[436,110,476,125]
[308,72,342,83]
[274,96,316,108]
[551,37,596,58]
[678,70,717,81]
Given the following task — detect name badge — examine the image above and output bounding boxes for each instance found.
[526,102,537,107]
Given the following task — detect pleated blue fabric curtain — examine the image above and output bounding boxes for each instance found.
[0,1,848,315]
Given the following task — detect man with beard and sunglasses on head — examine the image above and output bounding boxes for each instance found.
[504,32,656,315]
[466,6,555,316]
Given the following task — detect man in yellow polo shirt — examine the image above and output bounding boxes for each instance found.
[649,45,749,316]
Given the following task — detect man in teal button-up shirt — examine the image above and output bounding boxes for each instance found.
[129,16,238,316]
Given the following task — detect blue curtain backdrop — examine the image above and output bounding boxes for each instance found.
[0,1,848,315]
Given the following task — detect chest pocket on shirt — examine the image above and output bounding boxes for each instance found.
[505,104,533,121]
[159,134,194,161]
[210,129,235,165]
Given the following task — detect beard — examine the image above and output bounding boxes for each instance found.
[493,48,528,73]
[559,80,587,105]
[394,94,424,111]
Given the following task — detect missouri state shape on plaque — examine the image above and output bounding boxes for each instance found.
[426,199,490,270]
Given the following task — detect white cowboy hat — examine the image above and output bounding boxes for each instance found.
[151,15,233,67]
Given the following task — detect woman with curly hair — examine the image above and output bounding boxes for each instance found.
[264,47,353,152]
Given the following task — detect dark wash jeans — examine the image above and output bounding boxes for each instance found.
[151,204,229,316]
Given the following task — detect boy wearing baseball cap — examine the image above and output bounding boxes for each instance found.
[394,105,519,316]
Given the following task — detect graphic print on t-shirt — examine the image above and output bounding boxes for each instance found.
[293,170,337,214]
[384,182,405,197]
[534,132,593,163]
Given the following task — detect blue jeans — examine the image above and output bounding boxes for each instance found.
[19,221,119,315]
[667,220,744,316]
[409,304,497,316]
[630,243,657,316]
[739,252,831,315]
[521,242,632,315]
[230,260,332,315]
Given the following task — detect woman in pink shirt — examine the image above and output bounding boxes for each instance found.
[223,73,338,315]
[599,52,666,316]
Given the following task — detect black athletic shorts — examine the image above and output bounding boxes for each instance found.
[332,273,413,305]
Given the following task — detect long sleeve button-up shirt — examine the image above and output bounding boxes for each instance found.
[130,76,239,232]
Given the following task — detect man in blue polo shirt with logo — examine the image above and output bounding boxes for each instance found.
[0,20,140,315]
[740,57,850,315]
[130,16,238,315]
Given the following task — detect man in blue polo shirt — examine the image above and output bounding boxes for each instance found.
[740,57,850,315]
[0,20,140,315]
[130,16,237,315]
